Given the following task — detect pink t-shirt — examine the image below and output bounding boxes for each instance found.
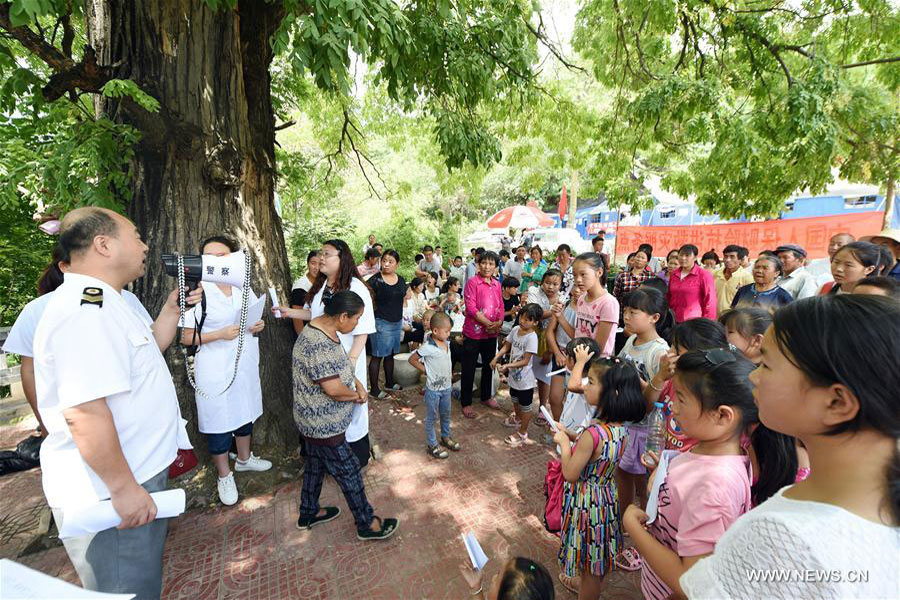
[574,291,619,356]
[641,452,752,600]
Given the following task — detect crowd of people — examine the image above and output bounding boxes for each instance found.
[3,208,899,599]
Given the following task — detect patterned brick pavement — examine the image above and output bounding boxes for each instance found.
[15,387,642,599]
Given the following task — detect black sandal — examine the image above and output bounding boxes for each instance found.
[428,445,449,459]
[296,506,341,530]
[357,516,399,541]
[440,437,461,451]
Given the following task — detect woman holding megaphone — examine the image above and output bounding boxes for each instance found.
[181,236,271,507]
[274,239,376,471]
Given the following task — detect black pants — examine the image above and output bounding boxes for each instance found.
[460,336,497,407]
[349,434,370,469]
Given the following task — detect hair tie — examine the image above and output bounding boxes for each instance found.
[529,564,535,571]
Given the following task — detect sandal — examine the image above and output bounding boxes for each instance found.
[357,516,399,541]
[462,406,477,419]
[440,437,461,451]
[428,445,449,459]
[503,414,521,428]
[375,390,394,400]
[387,384,403,391]
[558,572,580,594]
[504,432,527,447]
[535,410,548,426]
[615,547,643,571]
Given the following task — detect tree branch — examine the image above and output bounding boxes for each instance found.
[841,56,900,69]
[523,19,587,74]
[0,3,73,72]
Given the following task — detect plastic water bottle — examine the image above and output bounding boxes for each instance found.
[642,402,665,468]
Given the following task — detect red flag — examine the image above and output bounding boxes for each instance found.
[558,185,568,220]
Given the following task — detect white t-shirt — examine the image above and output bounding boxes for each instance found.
[33,273,185,510]
[618,334,670,382]
[292,274,315,294]
[507,326,538,391]
[3,290,150,358]
[557,376,594,454]
[680,487,900,600]
[308,278,376,442]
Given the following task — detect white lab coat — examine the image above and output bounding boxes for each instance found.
[189,283,263,434]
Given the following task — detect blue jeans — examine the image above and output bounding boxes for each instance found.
[207,421,253,455]
[424,388,452,447]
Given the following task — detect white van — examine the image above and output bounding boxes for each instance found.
[461,230,507,252]
[524,227,592,255]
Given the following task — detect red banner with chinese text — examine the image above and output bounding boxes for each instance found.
[615,212,884,260]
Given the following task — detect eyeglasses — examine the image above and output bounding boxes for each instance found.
[702,348,737,366]
[320,250,340,258]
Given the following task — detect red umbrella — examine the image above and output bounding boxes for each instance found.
[558,185,568,220]
[486,205,555,230]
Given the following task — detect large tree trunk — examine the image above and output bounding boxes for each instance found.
[85,0,294,463]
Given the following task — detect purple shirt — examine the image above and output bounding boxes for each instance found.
[463,275,503,340]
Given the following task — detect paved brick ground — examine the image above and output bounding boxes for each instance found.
[12,386,642,599]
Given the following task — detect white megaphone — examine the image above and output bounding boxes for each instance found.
[161,250,248,291]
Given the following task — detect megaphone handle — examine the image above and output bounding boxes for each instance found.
[184,277,200,293]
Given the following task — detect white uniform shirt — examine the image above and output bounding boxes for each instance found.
[308,278,376,442]
[3,289,149,358]
[185,284,263,433]
[777,266,819,300]
[33,273,185,510]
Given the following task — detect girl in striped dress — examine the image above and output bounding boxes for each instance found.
[554,358,646,599]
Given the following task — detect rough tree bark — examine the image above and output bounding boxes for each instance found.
[84,0,295,462]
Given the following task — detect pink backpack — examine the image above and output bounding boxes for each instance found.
[543,425,602,533]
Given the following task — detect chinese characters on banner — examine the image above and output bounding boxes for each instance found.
[614,211,885,260]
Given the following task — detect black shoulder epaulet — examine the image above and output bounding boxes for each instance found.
[80,287,103,308]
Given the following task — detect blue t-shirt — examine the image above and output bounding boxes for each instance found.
[414,335,453,391]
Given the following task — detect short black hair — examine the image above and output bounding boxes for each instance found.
[414,253,424,263]
[679,244,699,257]
[454,255,462,261]
[479,250,499,265]
[541,268,562,283]
[592,359,647,423]
[592,234,605,246]
[702,249,720,264]
[854,276,900,299]
[671,318,728,351]
[557,243,571,254]
[422,244,434,253]
[59,208,119,258]
[365,247,382,260]
[381,249,400,263]
[429,311,452,329]
[638,243,653,257]
[373,243,383,250]
[500,249,510,258]
[502,277,520,290]
[565,336,600,359]
[723,244,748,259]
[201,235,239,253]
[519,302,544,323]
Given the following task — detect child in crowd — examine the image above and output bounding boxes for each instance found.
[439,277,463,315]
[409,312,460,459]
[500,277,521,339]
[718,307,771,365]
[525,268,565,425]
[491,303,543,447]
[424,272,440,305]
[624,348,794,600]
[556,338,602,445]
[449,255,466,283]
[557,253,619,357]
[615,288,671,522]
[555,358,645,599]
[460,556,555,600]
[548,284,583,421]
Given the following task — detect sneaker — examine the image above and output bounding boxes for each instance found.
[297,506,341,530]
[504,432,528,447]
[357,516,399,541]
[234,453,272,472]
[217,472,239,505]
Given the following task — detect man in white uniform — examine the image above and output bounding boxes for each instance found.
[33,207,200,599]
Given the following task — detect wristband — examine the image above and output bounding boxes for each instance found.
[471,586,483,596]
[649,379,662,391]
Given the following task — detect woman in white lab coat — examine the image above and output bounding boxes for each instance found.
[276,238,376,469]
[182,236,271,506]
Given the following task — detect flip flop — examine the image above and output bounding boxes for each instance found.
[462,406,477,419]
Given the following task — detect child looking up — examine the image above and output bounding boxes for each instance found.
[491,303,543,447]
[424,272,440,305]
[554,358,645,600]
[624,349,795,600]
[409,312,460,459]
[556,338,602,444]
[718,307,771,365]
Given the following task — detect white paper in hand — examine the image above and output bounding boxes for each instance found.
[644,450,678,524]
[268,286,281,319]
[1,559,135,598]
[240,293,266,333]
[540,405,558,432]
[461,531,489,571]
[58,489,186,539]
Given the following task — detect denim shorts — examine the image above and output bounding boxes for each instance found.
[207,421,253,455]
[371,318,403,357]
